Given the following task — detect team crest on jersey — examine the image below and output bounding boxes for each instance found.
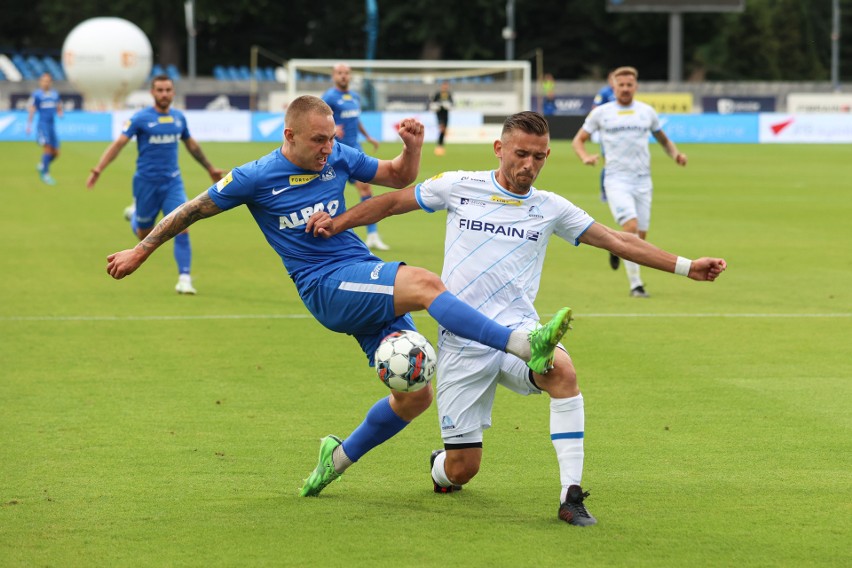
[320,166,336,181]
[528,205,544,219]
[215,171,233,191]
[490,195,522,206]
[441,415,456,431]
[288,174,318,186]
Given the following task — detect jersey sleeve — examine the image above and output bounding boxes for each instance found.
[121,112,142,138]
[207,164,257,211]
[581,107,600,134]
[648,106,662,133]
[551,194,595,246]
[176,110,191,140]
[414,171,453,213]
[337,142,379,182]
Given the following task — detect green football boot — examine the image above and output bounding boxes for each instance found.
[527,307,573,375]
[299,435,343,497]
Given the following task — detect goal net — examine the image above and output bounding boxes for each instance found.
[286,59,531,117]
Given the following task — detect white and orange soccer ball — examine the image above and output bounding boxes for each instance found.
[374,330,437,392]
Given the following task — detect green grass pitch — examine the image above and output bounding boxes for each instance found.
[1,138,849,566]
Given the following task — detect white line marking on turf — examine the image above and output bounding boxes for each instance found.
[1,313,850,322]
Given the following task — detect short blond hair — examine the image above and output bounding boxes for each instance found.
[612,66,638,80]
[285,95,332,128]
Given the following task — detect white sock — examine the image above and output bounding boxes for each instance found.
[506,330,531,361]
[431,450,454,487]
[332,444,353,474]
[625,260,643,289]
[551,394,585,501]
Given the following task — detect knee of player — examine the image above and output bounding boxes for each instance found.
[407,267,447,300]
[391,385,433,419]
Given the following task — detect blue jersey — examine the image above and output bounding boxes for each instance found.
[321,87,362,148]
[122,107,190,180]
[593,85,615,108]
[29,89,61,126]
[207,142,380,290]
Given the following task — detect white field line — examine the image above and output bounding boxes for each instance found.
[1,313,850,322]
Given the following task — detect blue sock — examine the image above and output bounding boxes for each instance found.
[41,154,52,174]
[173,232,192,274]
[130,216,139,236]
[361,195,377,234]
[341,397,409,462]
[428,291,511,352]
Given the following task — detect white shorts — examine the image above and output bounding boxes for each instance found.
[604,176,653,231]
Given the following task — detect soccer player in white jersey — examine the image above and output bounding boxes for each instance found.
[104,96,574,500]
[307,111,726,525]
[572,66,688,298]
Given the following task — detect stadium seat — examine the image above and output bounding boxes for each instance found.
[150,64,165,79]
[213,65,228,80]
[12,54,37,80]
[237,65,251,80]
[0,68,5,81]
[43,56,65,80]
[166,64,181,81]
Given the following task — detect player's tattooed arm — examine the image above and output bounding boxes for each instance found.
[137,192,223,253]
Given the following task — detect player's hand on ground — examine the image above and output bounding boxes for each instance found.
[582,154,600,166]
[689,257,727,282]
[397,118,425,148]
[106,248,146,279]
[306,211,335,238]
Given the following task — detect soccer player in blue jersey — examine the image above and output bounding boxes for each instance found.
[307,110,726,525]
[104,96,573,498]
[87,75,223,295]
[26,72,63,186]
[321,63,389,251]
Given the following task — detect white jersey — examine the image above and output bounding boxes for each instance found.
[581,100,661,179]
[415,170,594,354]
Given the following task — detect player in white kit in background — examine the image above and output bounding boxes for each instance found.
[307,111,726,526]
[572,66,688,298]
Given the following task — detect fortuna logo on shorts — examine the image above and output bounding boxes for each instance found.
[370,263,384,280]
[279,200,340,229]
[458,218,539,241]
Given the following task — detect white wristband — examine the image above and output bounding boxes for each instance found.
[675,256,692,277]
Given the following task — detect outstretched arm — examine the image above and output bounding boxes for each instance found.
[306,186,420,238]
[579,222,726,281]
[653,130,687,166]
[369,118,424,188]
[571,128,599,167]
[87,134,132,189]
[183,136,225,182]
[106,191,224,279]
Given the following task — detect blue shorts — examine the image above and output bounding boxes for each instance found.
[37,124,59,149]
[299,260,416,364]
[132,175,187,229]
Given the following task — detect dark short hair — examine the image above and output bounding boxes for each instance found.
[285,95,333,128]
[502,111,549,137]
[150,74,173,88]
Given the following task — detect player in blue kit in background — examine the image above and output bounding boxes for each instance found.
[103,96,573,498]
[27,72,63,186]
[321,63,390,251]
[87,75,223,295]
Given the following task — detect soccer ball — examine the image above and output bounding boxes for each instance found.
[374,330,437,392]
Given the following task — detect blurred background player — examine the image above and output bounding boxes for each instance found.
[572,66,687,298]
[86,74,223,295]
[26,72,63,186]
[591,70,618,269]
[542,73,556,116]
[322,63,389,251]
[430,80,453,155]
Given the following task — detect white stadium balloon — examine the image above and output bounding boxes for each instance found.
[62,18,153,110]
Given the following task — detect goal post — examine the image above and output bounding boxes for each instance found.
[286,59,532,117]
